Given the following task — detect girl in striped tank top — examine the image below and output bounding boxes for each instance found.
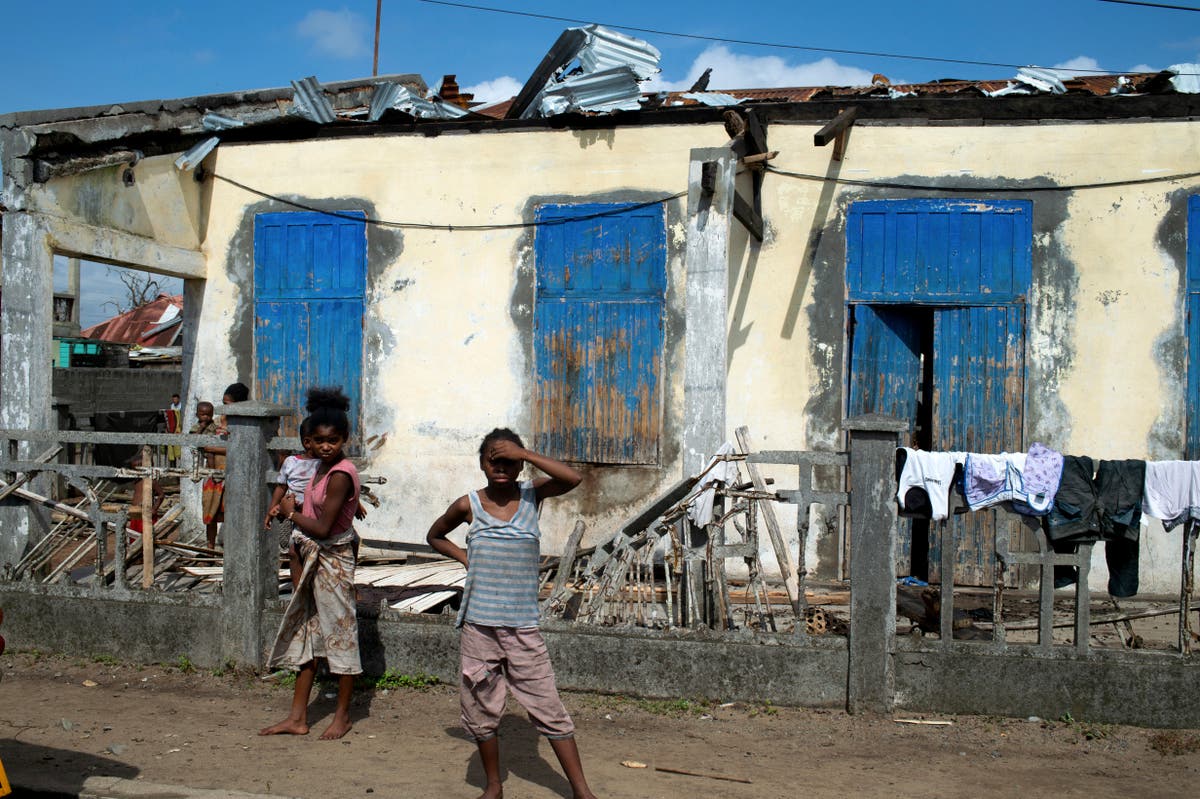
[428,428,598,799]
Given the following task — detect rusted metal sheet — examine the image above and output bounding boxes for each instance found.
[532,203,666,465]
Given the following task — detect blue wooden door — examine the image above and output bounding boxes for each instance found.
[929,305,1026,585]
[1187,196,1200,459]
[533,203,666,464]
[847,304,923,573]
[847,199,1032,585]
[253,211,366,439]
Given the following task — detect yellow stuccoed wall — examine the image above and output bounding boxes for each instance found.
[179,116,1200,592]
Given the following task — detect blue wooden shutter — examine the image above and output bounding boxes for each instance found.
[847,200,1032,304]
[930,304,1026,585]
[1188,196,1200,459]
[847,304,923,573]
[253,211,366,438]
[533,203,666,464]
[847,305,922,421]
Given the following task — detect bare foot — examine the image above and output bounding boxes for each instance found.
[319,715,353,740]
[477,784,503,799]
[258,718,309,736]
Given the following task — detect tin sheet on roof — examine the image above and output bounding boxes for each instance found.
[290,76,336,124]
[681,91,742,107]
[539,66,644,115]
[576,25,661,81]
[201,112,245,131]
[1168,64,1200,94]
[174,136,219,171]
[368,82,469,121]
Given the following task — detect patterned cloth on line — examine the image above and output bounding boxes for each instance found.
[267,534,362,675]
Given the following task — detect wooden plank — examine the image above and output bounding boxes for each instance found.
[505,28,588,119]
[545,520,586,607]
[735,427,799,612]
[732,191,763,242]
[814,107,857,147]
[140,445,153,589]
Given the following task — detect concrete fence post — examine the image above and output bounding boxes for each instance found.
[219,401,292,669]
[844,414,908,715]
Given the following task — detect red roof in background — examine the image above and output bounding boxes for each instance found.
[81,294,183,346]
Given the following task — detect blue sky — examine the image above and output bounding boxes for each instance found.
[11,1,1200,324]
[2,0,1196,114]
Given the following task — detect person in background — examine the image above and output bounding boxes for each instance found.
[198,382,249,550]
[165,394,182,466]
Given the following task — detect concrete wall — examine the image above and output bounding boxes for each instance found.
[0,585,222,667]
[53,367,181,418]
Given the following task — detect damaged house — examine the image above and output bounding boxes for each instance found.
[4,26,1200,600]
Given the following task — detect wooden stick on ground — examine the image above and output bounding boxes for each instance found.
[654,766,752,784]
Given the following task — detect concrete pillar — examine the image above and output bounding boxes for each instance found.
[219,401,292,669]
[0,211,54,569]
[682,147,736,477]
[844,414,908,715]
[66,257,81,325]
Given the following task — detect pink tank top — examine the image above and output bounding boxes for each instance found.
[302,459,360,546]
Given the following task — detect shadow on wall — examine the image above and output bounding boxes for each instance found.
[782,148,848,339]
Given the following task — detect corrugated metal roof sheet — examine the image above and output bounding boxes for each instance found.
[173,136,219,171]
[368,82,470,121]
[290,76,336,124]
[576,25,661,81]
[539,66,644,116]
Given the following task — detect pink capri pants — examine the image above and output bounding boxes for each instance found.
[459,623,575,741]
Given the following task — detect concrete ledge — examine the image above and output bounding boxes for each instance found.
[895,647,1200,728]
[339,611,850,707]
[0,586,223,666]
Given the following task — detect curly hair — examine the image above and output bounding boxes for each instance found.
[306,386,352,438]
[223,382,250,403]
[478,427,524,457]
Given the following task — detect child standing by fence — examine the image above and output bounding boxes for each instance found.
[427,428,598,799]
[260,387,362,741]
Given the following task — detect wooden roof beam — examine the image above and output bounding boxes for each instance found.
[814,107,857,161]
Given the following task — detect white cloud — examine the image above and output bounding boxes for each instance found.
[648,45,879,92]
[1129,63,1158,73]
[463,75,524,104]
[296,9,369,59]
[1046,55,1105,78]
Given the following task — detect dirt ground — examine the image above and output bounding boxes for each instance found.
[2,651,1200,799]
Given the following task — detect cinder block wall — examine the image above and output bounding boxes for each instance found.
[53,368,181,419]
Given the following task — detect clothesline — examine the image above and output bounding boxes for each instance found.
[896,444,1200,599]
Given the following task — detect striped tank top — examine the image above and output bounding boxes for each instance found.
[456,480,542,629]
